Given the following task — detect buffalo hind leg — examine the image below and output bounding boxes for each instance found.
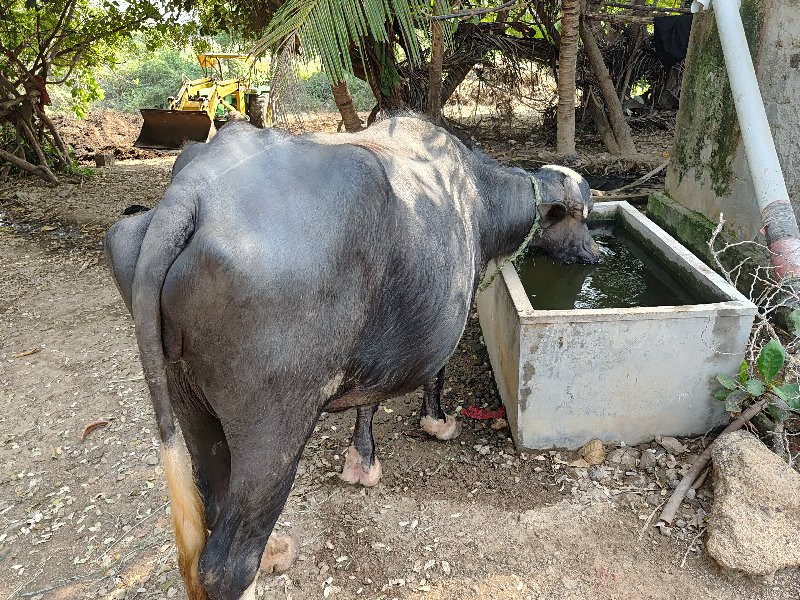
[198,404,315,600]
[168,368,231,531]
[420,367,461,440]
[165,367,230,600]
[340,404,382,487]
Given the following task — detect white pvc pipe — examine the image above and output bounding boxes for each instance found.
[691,0,800,278]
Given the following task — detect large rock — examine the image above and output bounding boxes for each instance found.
[706,430,800,575]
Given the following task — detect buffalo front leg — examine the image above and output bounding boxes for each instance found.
[420,367,461,440]
[340,403,382,487]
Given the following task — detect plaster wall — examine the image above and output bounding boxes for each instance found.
[665,0,800,240]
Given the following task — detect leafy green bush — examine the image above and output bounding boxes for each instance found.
[716,335,800,423]
[95,46,374,115]
[98,45,205,113]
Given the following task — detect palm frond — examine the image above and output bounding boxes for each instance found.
[251,0,452,84]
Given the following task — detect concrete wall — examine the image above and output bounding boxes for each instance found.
[666,0,800,241]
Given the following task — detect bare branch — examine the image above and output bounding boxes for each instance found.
[0,147,58,184]
[430,1,529,21]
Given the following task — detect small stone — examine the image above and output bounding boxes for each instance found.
[685,488,697,500]
[646,493,661,507]
[110,589,126,600]
[441,561,451,575]
[657,436,686,455]
[606,448,626,464]
[579,439,606,465]
[619,448,639,469]
[675,519,686,529]
[94,153,116,167]
[145,453,159,466]
[588,466,606,482]
[624,474,647,488]
[656,523,672,536]
[490,418,508,431]
[669,479,680,490]
[638,450,657,471]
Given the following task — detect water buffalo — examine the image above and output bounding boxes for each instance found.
[104,116,599,600]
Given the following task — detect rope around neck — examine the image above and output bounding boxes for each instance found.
[477,175,542,293]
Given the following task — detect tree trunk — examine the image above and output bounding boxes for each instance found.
[426,0,446,123]
[556,0,580,155]
[587,90,620,154]
[331,80,363,132]
[441,61,474,106]
[580,21,637,155]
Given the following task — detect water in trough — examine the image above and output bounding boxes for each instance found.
[517,224,701,310]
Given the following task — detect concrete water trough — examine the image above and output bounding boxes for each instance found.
[477,201,757,451]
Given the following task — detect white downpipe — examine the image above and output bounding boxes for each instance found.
[691,0,800,278]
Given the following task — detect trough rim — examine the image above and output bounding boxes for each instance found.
[493,201,757,325]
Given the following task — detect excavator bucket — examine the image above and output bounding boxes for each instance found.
[134,109,214,149]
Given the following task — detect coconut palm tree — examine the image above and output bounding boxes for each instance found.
[556,0,580,155]
[251,0,451,131]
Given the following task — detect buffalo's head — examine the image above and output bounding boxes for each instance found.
[531,165,600,264]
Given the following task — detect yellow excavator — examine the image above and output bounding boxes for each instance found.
[135,53,272,149]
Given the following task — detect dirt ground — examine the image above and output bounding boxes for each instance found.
[2,117,799,600]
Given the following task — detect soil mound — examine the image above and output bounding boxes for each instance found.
[50,109,161,161]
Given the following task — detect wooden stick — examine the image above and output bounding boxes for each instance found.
[430,0,527,20]
[599,2,692,13]
[593,161,668,195]
[585,12,654,24]
[680,527,706,568]
[657,396,769,528]
[593,188,660,202]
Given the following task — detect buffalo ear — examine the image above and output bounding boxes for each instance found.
[538,201,568,226]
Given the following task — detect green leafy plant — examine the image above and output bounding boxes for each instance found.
[716,338,800,423]
[61,163,98,177]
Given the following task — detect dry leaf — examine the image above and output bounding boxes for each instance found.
[80,419,111,441]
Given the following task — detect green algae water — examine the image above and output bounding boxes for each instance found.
[517,225,700,310]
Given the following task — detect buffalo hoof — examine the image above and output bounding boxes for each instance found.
[420,414,462,441]
[339,445,382,487]
[260,534,299,575]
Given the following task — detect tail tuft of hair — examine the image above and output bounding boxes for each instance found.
[162,441,208,600]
